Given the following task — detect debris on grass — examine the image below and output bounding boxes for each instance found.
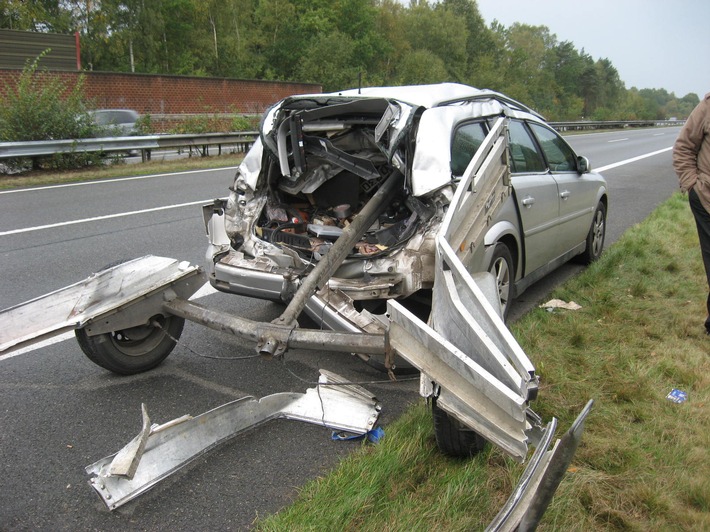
[540,299,582,311]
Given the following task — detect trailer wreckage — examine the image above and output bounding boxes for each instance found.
[0,84,600,530]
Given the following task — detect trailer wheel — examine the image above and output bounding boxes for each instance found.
[75,314,184,375]
[432,397,487,458]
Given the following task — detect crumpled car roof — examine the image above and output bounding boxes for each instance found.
[331,82,487,108]
[254,83,545,197]
[285,82,541,116]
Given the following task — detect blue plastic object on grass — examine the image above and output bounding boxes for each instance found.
[666,389,688,403]
[332,426,385,443]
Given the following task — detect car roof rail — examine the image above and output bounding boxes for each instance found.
[436,92,545,120]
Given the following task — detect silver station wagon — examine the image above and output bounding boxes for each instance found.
[205,83,607,354]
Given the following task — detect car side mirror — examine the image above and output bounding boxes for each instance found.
[577,156,591,174]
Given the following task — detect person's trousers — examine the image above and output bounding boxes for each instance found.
[688,187,710,332]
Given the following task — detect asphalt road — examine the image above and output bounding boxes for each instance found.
[0,127,681,530]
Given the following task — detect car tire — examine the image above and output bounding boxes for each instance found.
[576,201,606,265]
[432,397,488,458]
[488,242,514,321]
[75,314,184,375]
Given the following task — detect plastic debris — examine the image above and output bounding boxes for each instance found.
[540,299,582,311]
[666,389,688,403]
[332,426,385,443]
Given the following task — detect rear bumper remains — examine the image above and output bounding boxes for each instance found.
[486,400,594,531]
[86,370,381,511]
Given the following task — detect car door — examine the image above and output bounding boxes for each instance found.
[528,122,598,254]
[507,120,563,274]
[387,117,593,528]
[388,117,539,459]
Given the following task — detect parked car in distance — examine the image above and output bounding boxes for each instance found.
[89,109,140,136]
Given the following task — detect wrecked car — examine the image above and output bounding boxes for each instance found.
[0,83,605,527]
[198,82,606,457]
[203,83,607,361]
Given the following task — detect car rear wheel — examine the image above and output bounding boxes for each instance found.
[576,201,606,264]
[432,397,488,458]
[75,314,184,375]
[488,242,514,321]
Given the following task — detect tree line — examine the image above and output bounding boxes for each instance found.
[0,0,700,121]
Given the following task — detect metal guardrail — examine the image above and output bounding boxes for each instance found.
[0,121,685,162]
[0,131,259,161]
[550,119,685,131]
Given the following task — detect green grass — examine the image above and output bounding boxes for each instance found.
[256,192,710,531]
[0,153,245,190]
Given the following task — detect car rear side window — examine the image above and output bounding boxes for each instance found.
[529,123,578,172]
[451,121,487,176]
[508,120,546,174]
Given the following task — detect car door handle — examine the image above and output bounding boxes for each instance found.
[521,196,535,207]
[560,190,571,200]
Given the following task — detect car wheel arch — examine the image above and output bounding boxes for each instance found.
[593,189,609,220]
[483,222,522,282]
[599,192,609,211]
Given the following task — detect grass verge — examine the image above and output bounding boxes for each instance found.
[0,153,245,190]
[256,192,710,531]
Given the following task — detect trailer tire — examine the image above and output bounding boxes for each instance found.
[432,397,487,458]
[75,314,184,375]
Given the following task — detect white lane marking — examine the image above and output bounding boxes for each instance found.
[1,147,674,237]
[0,284,218,360]
[0,166,239,195]
[608,138,629,143]
[0,199,212,236]
[0,145,675,359]
[596,147,672,173]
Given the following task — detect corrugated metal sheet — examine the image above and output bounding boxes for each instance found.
[0,29,77,70]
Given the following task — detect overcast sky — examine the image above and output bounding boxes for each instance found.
[475,0,709,98]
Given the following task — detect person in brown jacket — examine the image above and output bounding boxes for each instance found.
[673,93,710,333]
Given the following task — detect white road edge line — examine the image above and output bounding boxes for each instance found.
[1,146,675,359]
[596,147,672,173]
[1,148,675,237]
[0,199,212,236]
[0,166,240,195]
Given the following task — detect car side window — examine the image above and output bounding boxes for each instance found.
[507,120,546,173]
[529,123,578,172]
[451,121,488,176]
